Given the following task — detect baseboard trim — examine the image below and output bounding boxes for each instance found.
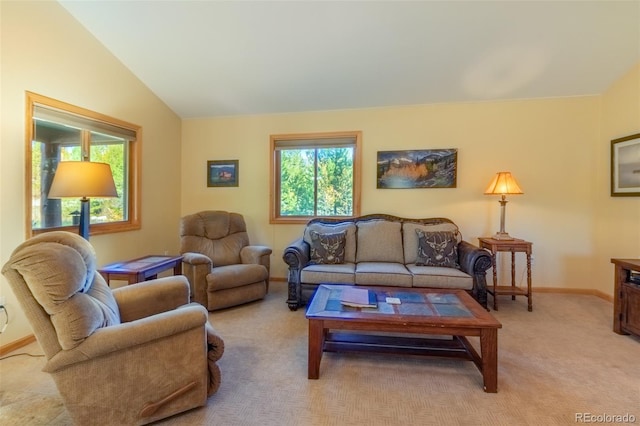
[0,334,37,357]
[534,287,613,302]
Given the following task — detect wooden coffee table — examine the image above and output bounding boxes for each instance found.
[306,285,502,392]
[98,255,184,285]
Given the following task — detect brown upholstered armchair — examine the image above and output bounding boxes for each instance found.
[180,210,272,311]
[2,231,224,425]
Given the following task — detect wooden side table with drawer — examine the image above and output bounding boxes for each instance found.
[478,237,533,312]
[611,258,640,337]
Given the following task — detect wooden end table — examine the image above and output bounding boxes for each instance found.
[478,237,533,312]
[98,255,184,285]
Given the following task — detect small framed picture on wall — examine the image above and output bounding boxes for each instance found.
[611,133,640,196]
[207,160,239,187]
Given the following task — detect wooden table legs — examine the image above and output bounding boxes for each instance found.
[307,319,499,392]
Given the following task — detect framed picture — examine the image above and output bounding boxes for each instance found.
[611,133,640,196]
[207,160,239,187]
[377,149,457,189]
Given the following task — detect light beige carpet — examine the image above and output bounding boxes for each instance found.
[1,281,638,425]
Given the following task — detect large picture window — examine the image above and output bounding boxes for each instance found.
[270,131,362,224]
[26,92,141,237]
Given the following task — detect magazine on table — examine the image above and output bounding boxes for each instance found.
[340,287,377,308]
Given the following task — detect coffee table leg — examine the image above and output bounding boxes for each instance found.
[308,319,324,379]
[480,328,498,393]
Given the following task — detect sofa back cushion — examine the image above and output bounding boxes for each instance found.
[403,221,461,264]
[180,211,250,266]
[4,232,120,351]
[356,220,404,263]
[304,223,356,263]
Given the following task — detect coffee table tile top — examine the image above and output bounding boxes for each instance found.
[308,284,472,317]
[104,256,176,271]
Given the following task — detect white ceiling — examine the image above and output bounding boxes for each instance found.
[59,1,640,119]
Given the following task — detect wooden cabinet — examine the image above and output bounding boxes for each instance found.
[611,258,640,337]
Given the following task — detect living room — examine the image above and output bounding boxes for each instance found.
[1,1,639,423]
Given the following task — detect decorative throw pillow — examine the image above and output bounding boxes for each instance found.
[309,230,346,265]
[415,229,460,268]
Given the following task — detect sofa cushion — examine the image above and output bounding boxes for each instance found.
[403,222,461,264]
[355,262,412,287]
[301,263,356,285]
[309,230,346,265]
[207,264,268,291]
[407,264,473,290]
[415,230,460,268]
[305,223,357,263]
[356,220,404,263]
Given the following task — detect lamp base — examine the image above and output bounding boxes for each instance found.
[79,198,90,240]
[492,231,515,240]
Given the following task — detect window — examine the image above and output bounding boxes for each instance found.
[270,131,361,224]
[26,92,141,237]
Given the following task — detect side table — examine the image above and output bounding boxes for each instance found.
[478,237,533,312]
[611,258,640,337]
[99,255,184,286]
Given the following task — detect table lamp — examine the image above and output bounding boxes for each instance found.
[484,171,523,240]
[48,161,118,240]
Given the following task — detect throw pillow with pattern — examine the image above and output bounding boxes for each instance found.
[309,230,347,264]
[415,229,460,268]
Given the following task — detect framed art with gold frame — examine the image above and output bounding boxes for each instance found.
[611,133,640,196]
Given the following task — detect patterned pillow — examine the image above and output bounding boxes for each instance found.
[309,230,346,264]
[415,229,460,268]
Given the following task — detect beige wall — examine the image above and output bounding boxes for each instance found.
[0,2,183,345]
[182,64,639,295]
[594,63,640,294]
[182,96,608,292]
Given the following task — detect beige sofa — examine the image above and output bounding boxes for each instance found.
[283,214,492,310]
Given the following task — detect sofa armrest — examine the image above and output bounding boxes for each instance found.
[240,245,272,266]
[180,252,212,307]
[458,240,492,309]
[182,252,212,266]
[283,238,309,269]
[44,304,208,373]
[112,276,191,323]
[283,238,310,310]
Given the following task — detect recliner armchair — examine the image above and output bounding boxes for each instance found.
[2,231,224,425]
[180,210,272,311]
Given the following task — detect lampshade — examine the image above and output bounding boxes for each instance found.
[48,161,118,199]
[484,172,523,195]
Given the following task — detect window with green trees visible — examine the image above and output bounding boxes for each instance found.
[270,132,361,224]
[26,92,141,238]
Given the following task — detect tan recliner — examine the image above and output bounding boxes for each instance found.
[180,211,272,311]
[2,231,224,426]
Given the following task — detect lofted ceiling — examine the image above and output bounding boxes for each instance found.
[59,1,640,119]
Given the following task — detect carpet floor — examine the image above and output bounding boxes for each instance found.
[1,281,638,425]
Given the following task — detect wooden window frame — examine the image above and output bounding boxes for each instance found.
[270,131,362,224]
[25,92,141,238]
